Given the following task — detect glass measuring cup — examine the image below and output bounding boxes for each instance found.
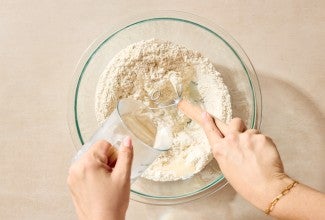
[74,99,170,181]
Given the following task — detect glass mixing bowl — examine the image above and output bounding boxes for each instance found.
[68,11,262,205]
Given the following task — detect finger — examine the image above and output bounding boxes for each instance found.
[229,117,246,132]
[113,137,134,180]
[178,99,204,126]
[201,111,224,146]
[246,129,259,134]
[90,140,118,166]
[107,147,118,167]
[210,114,230,135]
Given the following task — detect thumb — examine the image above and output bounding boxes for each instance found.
[113,137,134,180]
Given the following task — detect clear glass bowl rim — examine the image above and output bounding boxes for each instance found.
[68,10,262,205]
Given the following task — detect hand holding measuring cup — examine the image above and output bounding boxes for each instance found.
[73,98,172,182]
[68,138,133,220]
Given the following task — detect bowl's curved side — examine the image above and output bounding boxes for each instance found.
[131,178,229,205]
[68,10,262,205]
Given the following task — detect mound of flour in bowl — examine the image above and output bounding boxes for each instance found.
[95,39,232,181]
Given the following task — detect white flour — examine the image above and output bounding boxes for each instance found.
[95,39,232,181]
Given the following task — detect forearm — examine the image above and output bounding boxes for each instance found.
[269,183,325,220]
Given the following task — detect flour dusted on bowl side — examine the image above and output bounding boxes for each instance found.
[95,39,232,181]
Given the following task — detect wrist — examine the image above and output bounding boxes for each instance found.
[249,174,293,211]
[259,175,294,211]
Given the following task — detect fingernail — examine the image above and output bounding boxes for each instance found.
[123,136,132,148]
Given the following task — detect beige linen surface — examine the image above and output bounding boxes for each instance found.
[0,1,324,219]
